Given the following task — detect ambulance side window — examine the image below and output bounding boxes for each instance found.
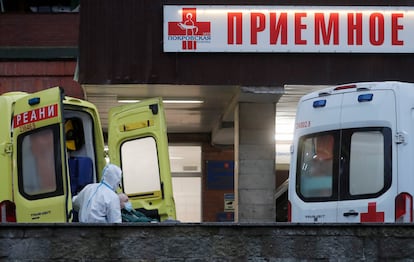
[120,136,161,196]
[19,125,63,199]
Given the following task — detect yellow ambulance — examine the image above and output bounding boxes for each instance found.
[0,87,176,222]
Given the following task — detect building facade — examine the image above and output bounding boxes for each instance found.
[3,0,414,222]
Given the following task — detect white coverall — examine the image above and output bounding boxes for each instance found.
[72,164,122,223]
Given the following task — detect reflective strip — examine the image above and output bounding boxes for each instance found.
[119,120,153,132]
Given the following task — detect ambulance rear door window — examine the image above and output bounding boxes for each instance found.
[340,127,392,200]
[296,131,340,201]
[350,132,384,195]
[18,125,63,199]
[297,127,392,202]
[120,136,162,197]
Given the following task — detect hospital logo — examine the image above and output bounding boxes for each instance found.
[167,8,211,50]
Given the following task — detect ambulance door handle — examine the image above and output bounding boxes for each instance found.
[343,210,359,217]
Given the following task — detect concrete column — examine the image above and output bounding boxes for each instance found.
[234,102,276,222]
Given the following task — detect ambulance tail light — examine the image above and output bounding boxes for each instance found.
[395,192,413,223]
[0,200,16,222]
[334,84,357,91]
[287,200,292,222]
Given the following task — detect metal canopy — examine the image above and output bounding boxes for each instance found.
[83,84,326,145]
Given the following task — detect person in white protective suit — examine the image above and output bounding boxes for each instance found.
[72,164,123,223]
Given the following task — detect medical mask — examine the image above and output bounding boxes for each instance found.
[124,201,133,211]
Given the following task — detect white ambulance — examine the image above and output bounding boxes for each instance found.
[288,81,414,223]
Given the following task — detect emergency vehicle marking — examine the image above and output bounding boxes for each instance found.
[13,104,58,128]
[295,121,311,129]
[360,202,385,222]
[305,214,325,222]
[30,210,51,220]
[167,8,211,50]
[19,123,36,132]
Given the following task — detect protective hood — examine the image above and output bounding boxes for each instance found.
[101,164,122,191]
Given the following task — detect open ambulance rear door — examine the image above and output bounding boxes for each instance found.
[12,87,72,222]
[108,97,176,221]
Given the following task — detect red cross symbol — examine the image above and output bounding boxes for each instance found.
[360,202,384,222]
[168,8,211,50]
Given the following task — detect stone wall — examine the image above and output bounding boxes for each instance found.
[1,223,414,261]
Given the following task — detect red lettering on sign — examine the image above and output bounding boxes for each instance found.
[314,13,339,45]
[13,104,58,128]
[347,13,363,45]
[392,13,404,45]
[370,13,385,46]
[228,12,243,44]
[269,13,288,45]
[223,11,405,48]
[360,202,385,222]
[251,13,266,44]
[295,12,307,45]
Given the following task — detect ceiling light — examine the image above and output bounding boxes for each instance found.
[164,100,203,104]
[118,99,203,104]
[118,99,140,103]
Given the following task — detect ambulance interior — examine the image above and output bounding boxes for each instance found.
[64,110,96,196]
[299,134,334,198]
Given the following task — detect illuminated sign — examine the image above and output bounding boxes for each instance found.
[164,6,414,53]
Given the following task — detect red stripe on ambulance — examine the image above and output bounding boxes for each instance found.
[13,104,58,128]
